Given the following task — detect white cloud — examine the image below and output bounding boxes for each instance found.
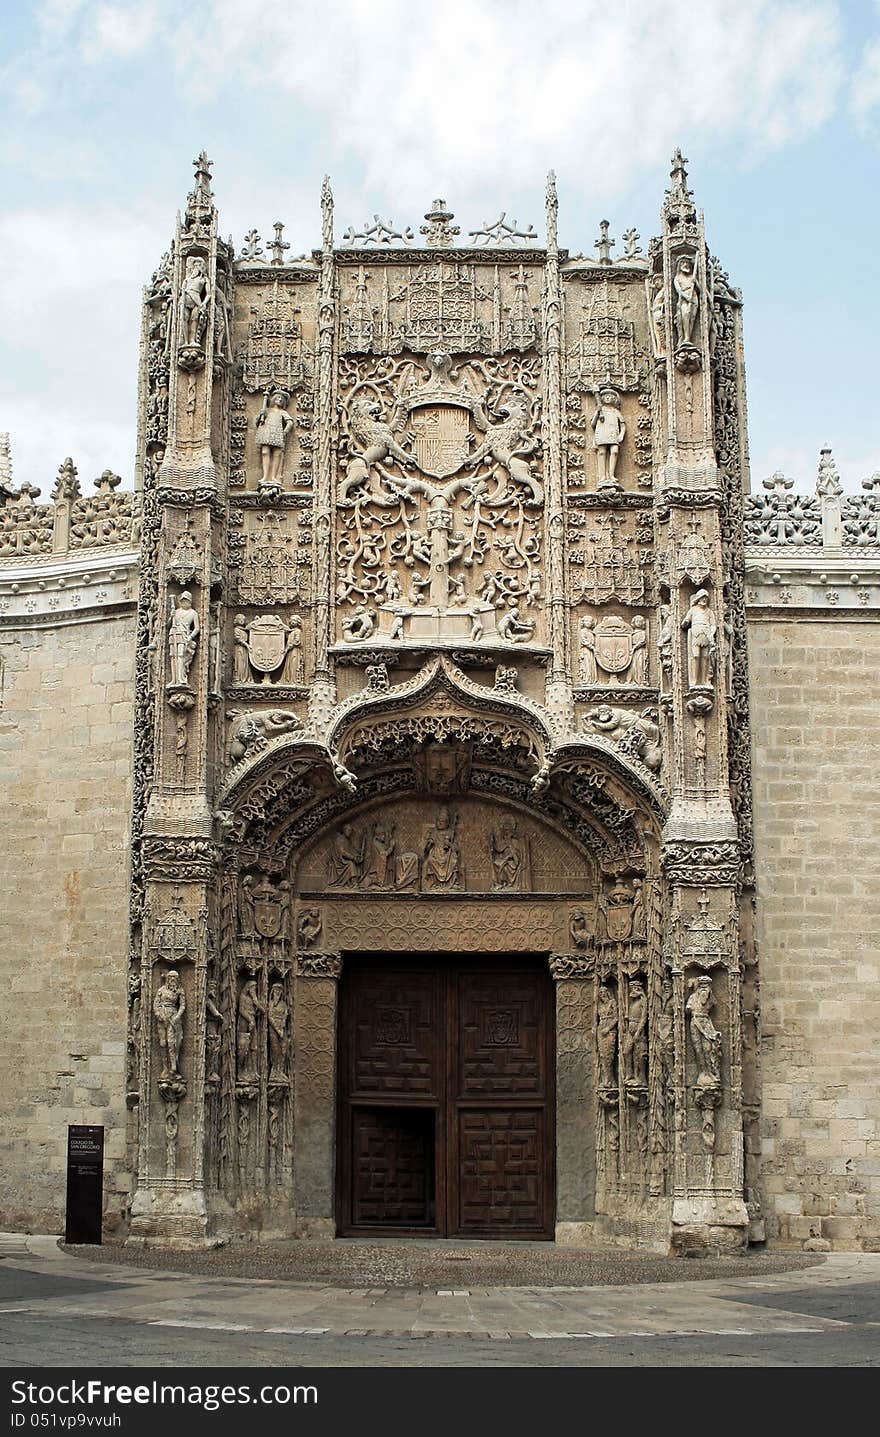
[152,0,843,206]
[852,31,880,140]
[6,1,844,197]
[80,3,158,62]
[0,204,168,493]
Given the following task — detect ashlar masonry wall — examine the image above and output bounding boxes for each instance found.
[0,583,137,1233]
[748,608,880,1251]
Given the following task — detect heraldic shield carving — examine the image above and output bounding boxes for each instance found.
[246,615,288,679]
[593,616,636,676]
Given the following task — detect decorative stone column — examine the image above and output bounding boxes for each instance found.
[650,151,748,1250]
[549,953,596,1243]
[292,951,342,1237]
[130,155,232,1242]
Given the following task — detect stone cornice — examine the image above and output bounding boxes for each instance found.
[0,547,139,626]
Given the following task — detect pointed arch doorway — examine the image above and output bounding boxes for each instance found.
[336,952,555,1238]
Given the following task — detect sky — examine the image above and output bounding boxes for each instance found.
[1,0,879,495]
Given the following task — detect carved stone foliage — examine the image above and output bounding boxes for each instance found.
[662,839,740,886]
[743,474,821,546]
[843,482,880,547]
[567,506,655,606]
[228,504,313,604]
[142,836,217,884]
[0,466,139,558]
[334,351,544,646]
[339,260,540,355]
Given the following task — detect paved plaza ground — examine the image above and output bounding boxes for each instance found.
[1,1235,878,1367]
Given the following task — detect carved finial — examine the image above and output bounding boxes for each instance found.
[186,150,215,227]
[321,175,334,251]
[763,470,793,495]
[669,147,690,195]
[594,219,615,265]
[468,213,538,248]
[52,457,81,502]
[268,221,290,266]
[862,471,880,494]
[239,228,265,263]
[664,147,696,227]
[621,226,643,260]
[94,469,122,494]
[816,446,843,498]
[0,432,13,501]
[545,170,558,251]
[420,199,460,248]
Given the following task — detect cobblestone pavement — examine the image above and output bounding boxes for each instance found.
[1,1235,878,1367]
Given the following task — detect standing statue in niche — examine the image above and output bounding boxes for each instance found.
[622,979,648,1087]
[237,979,264,1084]
[179,257,210,349]
[232,613,251,685]
[267,983,290,1083]
[673,255,699,347]
[578,616,598,684]
[422,805,463,891]
[650,273,666,356]
[489,816,531,892]
[681,589,717,691]
[205,984,224,1085]
[167,590,200,688]
[657,976,675,1090]
[596,984,618,1088]
[629,616,648,684]
[153,969,186,1080]
[686,975,722,1086]
[255,390,295,490]
[591,386,626,490]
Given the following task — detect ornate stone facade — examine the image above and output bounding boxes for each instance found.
[3,153,879,1253]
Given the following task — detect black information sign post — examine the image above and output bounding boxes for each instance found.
[64,1124,104,1244]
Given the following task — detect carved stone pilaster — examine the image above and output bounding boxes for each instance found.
[543,173,573,728]
[310,177,337,729]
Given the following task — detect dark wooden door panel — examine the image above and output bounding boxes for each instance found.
[351,1108,435,1228]
[338,956,553,1237]
[348,965,441,1099]
[455,968,546,1097]
[456,1109,545,1233]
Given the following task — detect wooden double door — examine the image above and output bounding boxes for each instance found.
[337,955,555,1238]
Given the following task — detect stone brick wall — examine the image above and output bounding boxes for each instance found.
[749,615,880,1251]
[0,613,136,1233]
